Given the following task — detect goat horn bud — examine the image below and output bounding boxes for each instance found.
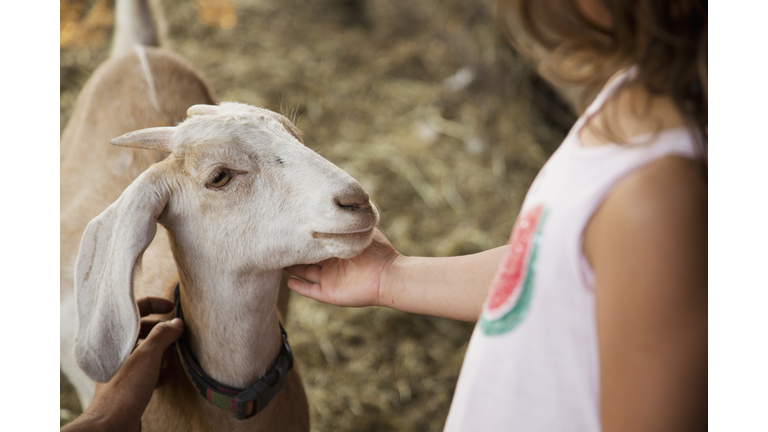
[110,127,175,151]
[186,104,219,117]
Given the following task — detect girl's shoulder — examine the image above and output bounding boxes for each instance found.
[588,155,706,239]
[578,68,706,240]
[581,143,707,432]
[579,73,689,148]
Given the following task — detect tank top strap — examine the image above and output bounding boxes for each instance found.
[566,66,637,147]
[582,66,637,117]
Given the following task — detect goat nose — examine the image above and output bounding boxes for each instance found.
[335,184,370,210]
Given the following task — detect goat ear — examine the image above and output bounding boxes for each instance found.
[73,166,171,383]
[186,104,219,117]
[273,113,304,144]
[110,127,175,151]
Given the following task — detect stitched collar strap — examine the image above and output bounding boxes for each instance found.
[173,283,294,420]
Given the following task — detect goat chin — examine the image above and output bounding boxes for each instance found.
[61,1,377,431]
[315,229,378,260]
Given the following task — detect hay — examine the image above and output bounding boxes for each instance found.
[60,0,573,430]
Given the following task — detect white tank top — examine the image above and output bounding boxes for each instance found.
[443,68,700,432]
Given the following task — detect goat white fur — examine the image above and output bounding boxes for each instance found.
[74,103,378,384]
[60,46,217,412]
[60,1,378,430]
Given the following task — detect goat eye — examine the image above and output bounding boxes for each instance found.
[209,168,232,188]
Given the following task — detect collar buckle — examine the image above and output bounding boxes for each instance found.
[233,327,292,419]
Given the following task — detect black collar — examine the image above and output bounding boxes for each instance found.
[173,283,294,420]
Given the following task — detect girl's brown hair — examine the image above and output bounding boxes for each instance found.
[498,0,707,144]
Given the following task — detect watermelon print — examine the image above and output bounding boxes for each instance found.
[480,204,548,335]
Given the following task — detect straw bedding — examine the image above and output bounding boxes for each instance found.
[60,0,575,429]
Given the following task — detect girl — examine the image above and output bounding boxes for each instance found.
[286,1,708,431]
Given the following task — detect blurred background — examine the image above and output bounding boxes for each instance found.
[60,0,578,430]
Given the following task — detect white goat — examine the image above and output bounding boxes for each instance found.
[60,0,379,430]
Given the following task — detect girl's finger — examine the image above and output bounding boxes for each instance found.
[285,264,323,284]
[284,264,309,279]
[287,277,323,301]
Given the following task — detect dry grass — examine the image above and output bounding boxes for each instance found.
[60,0,574,430]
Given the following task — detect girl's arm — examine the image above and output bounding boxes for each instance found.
[285,230,506,322]
[381,246,506,321]
[584,155,707,432]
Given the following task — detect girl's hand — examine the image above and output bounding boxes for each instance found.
[285,229,401,308]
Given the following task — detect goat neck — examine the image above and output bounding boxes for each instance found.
[173,248,284,389]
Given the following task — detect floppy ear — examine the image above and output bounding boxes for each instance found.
[73,165,171,383]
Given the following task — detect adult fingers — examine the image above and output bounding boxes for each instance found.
[136,297,175,317]
[138,317,164,340]
[136,318,184,357]
[155,345,181,389]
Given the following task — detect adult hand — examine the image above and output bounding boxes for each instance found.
[62,297,184,432]
[285,229,401,308]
